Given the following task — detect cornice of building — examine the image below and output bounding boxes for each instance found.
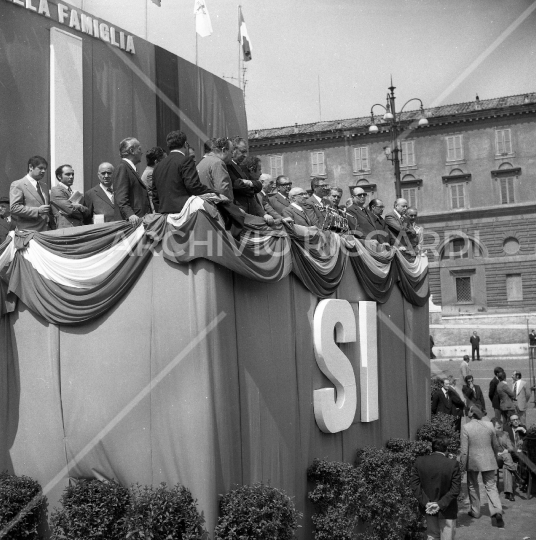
[249,92,536,147]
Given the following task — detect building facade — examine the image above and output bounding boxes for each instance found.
[248,93,536,314]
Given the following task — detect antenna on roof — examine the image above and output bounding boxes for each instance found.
[318,75,322,121]
[475,94,480,101]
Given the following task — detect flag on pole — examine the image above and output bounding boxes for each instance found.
[238,6,252,61]
[151,0,161,6]
[194,0,213,37]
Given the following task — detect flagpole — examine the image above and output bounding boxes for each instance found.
[237,4,241,90]
[196,32,198,66]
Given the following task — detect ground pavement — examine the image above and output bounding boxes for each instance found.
[432,356,535,539]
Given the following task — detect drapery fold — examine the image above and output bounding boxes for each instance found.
[0,197,429,325]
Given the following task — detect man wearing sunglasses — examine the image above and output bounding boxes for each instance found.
[346,187,376,240]
[268,175,293,215]
[50,164,89,228]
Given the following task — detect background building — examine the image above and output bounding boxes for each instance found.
[249,93,536,316]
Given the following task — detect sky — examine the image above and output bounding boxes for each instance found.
[81,0,536,130]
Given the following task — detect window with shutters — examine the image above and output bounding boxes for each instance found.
[456,277,472,303]
[495,129,512,155]
[500,177,514,204]
[450,183,465,209]
[446,135,463,161]
[402,187,417,208]
[269,155,283,178]
[400,140,416,167]
[506,274,523,301]
[353,147,370,172]
[311,151,325,176]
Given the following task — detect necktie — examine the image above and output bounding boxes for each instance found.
[107,188,114,204]
[35,182,45,204]
[68,187,73,195]
[514,381,518,396]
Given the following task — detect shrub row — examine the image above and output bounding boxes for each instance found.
[0,474,300,540]
[307,414,460,540]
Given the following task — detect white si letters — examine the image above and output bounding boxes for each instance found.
[313,299,379,433]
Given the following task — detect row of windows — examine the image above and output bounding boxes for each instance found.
[401,176,515,210]
[267,128,514,177]
[455,274,522,304]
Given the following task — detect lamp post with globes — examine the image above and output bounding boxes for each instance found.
[368,81,429,198]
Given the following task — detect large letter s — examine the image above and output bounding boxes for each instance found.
[313,299,357,433]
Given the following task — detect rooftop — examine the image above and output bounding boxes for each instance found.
[248,92,536,141]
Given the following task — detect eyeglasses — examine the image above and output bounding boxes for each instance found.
[64,173,75,176]
[279,182,292,187]
[354,193,367,198]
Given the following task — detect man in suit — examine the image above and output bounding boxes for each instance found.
[470,331,481,361]
[0,196,16,243]
[346,187,377,241]
[197,137,235,201]
[512,371,532,425]
[384,198,416,251]
[462,375,486,416]
[304,177,329,227]
[410,436,460,540]
[489,366,505,423]
[113,137,150,226]
[406,207,424,253]
[368,198,393,246]
[327,187,342,210]
[227,136,263,215]
[50,164,89,228]
[431,377,465,431]
[10,155,53,232]
[282,188,318,227]
[268,175,292,215]
[152,130,215,214]
[460,405,503,526]
[84,163,116,223]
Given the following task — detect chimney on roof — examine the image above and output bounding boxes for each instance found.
[475,94,481,110]
[524,94,530,103]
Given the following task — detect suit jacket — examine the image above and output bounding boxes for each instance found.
[0,217,15,244]
[462,384,486,414]
[489,377,501,409]
[410,453,461,520]
[470,335,480,347]
[346,204,376,239]
[196,154,234,201]
[303,195,327,228]
[384,210,416,250]
[84,185,116,223]
[514,379,531,411]
[50,184,89,228]
[369,212,393,244]
[257,191,283,220]
[282,204,314,227]
[268,192,291,215]
[497,380,515,411]
[112,160,150,220]
[9,176,52,232]
[431,388,464,417]
[460,418,500,472]
[227,160,263,216]
[152,151,214,214]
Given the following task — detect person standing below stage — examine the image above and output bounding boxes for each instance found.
[84,163,116,224]
[141,146,166,213]
[491,419,517,501]
[529,329,536,359]
[431,377,465,432]
[460,406,503,527]
[10,155,53,232]
[470,331,481,361]
[410,436,460,540]
[268,175,292,215]
[346,187,376,240]
[512,371,531,425]
[384,198,416,251]
[406,206,424,253]
[497,370,516,427]
[113,137,150,226]
[152,130,215,214]
[460,355,472,381]
[462,375,486,416]
[0,196,16,243]
[50,165,89,228]
[489,367,504,423]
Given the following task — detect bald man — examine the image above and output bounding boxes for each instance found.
[84,162,116,223]
[384,198,416,251]
[282,187,317,226]
[346,186,376,240]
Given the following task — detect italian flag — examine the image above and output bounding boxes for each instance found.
[238,7,252,61]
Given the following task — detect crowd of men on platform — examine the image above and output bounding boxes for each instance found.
[0,131,424,254]
[421,364,534,537]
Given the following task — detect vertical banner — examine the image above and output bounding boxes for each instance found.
[50,27,84,192]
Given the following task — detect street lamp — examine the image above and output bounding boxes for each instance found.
[368,80,428,197]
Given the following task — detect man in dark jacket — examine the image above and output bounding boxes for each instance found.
[488,366,504,423]
[431,378,465,431]
[470,331,481,361]
[152,131,215,214]
[410,436,461,540]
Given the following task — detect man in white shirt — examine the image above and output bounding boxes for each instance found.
[10,155,52,232]
[84,163,116,223]
[384,198,416,251]
[282,188,318,227]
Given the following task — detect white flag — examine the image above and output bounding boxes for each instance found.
[194,0,213,38]
[238,7,252,61]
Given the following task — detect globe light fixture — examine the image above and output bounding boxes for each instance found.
[369,124,379,134]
